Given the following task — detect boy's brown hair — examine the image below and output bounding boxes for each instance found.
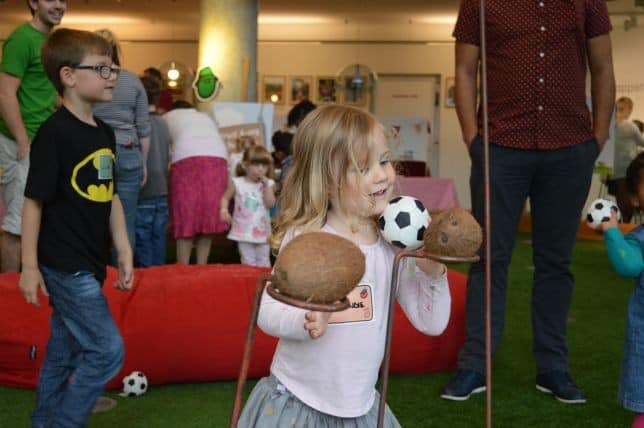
[41,28,113,95]
[26,0,35,16]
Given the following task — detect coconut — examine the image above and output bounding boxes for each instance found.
[272,232,365,304]
[423,208,483,257]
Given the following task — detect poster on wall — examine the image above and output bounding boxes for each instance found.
[263,75,286,104]
[290,76,312,103]
[379,116,431,165]
[317,76,337,103]
[212,102,275,175]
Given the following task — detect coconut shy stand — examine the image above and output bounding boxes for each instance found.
[230,232,364,428]
[230,215,482,428]
[229,274,351,428]
[376,249,479,428]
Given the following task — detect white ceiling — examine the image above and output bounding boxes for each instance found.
[1,0,643,42]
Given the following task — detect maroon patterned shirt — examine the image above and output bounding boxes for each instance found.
[453,0,612,150]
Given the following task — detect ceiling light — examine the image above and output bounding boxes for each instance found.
[258,15,334,24]
[167,62,180,80]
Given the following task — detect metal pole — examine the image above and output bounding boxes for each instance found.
[377,251,408,427]
[230,274,270,428]
[479,1,493,427]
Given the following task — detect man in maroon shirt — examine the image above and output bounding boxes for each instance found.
[441,0,615,404]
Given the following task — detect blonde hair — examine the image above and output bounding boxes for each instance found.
[270,104,383,250]
[235,144,275,178]
[617,96,634,110]
[94,28,122,66]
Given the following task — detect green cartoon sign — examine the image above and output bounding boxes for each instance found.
[192,66,223,102]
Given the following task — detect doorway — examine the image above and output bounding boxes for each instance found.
[374,74,441,176]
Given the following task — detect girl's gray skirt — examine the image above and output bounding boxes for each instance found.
[238,375,402,428]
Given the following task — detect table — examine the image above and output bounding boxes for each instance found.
[396,176,460,211]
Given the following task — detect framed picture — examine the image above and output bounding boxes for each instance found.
[444,76,456,108]
[290,76,312,103]
[262,75,285,104]
[316,76,337,103]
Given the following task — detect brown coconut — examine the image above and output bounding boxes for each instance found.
[423,208,483,257]
[272,232,365,304]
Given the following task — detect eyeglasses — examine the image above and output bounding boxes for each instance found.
[73,64,120,80]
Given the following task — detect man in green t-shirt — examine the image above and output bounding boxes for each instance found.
[0,0,66,272]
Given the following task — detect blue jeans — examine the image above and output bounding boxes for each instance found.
[115,145,143,253]
[135,196,169,267]
[31,265,124,428]
[619,227,644,412]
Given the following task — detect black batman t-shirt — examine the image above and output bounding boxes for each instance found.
[25,106,116,282]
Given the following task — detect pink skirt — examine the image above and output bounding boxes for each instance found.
[169,156,229,239]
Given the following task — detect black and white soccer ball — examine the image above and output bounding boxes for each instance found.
[378,196,430,250]
[586,198,621,228]
[121,371,148,397]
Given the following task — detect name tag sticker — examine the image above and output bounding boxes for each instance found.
[329,284,373,324]
[97,154,113,180]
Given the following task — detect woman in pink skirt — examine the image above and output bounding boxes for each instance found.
[164,100,229,264]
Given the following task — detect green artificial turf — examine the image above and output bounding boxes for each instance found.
[0,234,636,427]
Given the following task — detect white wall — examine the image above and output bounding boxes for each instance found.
[257,42,468,205]
[113,40,469,206]
[613,23,644,120]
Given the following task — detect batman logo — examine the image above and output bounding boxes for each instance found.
[70,148,114,202]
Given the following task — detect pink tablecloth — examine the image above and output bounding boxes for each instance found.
[396,176,460,211]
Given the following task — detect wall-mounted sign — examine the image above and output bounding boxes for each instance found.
[192,66,223,102]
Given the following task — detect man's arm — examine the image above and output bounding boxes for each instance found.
[587,33,615,148]
[454,42,480,146]
[0,72,30,159]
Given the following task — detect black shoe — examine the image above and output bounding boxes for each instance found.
[536,371,587,404]
[440,369,486,401]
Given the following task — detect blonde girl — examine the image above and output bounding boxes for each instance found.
[238,104,451,427]
[221,145,276,267]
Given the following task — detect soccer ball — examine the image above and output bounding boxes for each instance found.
[586,198,621,228]
[378,196,430,250]
[121,371,148,397]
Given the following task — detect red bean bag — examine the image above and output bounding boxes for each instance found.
[0,264,466,390]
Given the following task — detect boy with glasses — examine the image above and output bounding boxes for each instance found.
[0,0,66,272]
[19,28,132,428]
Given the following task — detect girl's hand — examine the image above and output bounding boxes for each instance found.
[220,208,232,224]
[304,311,332,339]
[416,257,446,277]
[19,267,48,307]
[598,210,620,232]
